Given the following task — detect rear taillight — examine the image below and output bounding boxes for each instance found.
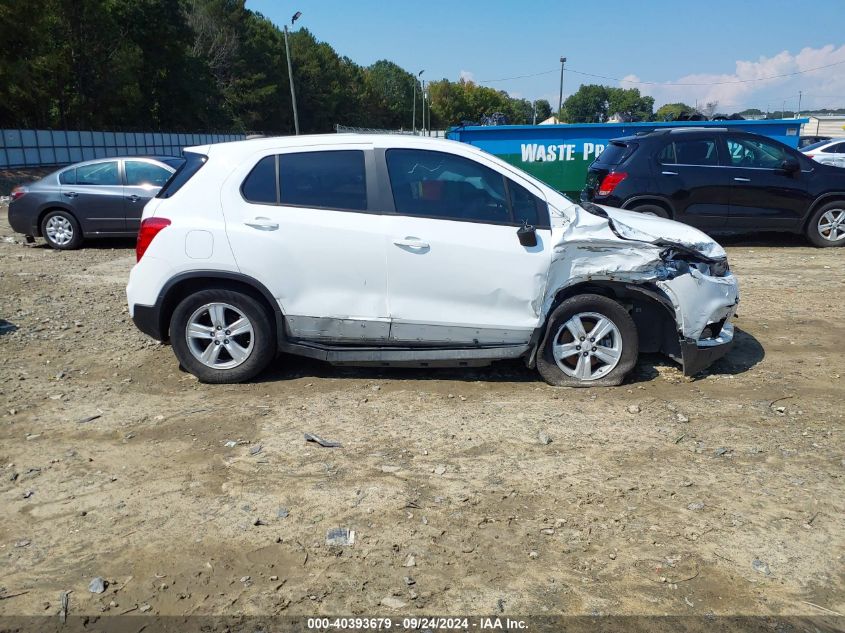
[597,172,627,196]
[805,154,816,159]
[136,217,171,262]
[10,186,27,200]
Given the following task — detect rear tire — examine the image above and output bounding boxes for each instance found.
[630,203,671,219]
[537,294,639,387]
[805,202,845,247]
[170,289,276,383]
[41,210,83,250]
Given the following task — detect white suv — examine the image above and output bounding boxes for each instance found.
[126,134,739,387]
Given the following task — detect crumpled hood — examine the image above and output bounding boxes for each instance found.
[595,204,727,260]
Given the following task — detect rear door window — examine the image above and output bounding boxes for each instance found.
[75,161,120,185]
[671,139,718,166]
[125,161,172,187]
[59,168,77,185]
[279,150,367,211]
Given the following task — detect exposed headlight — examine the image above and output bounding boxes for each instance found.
[708,258,730,277]
[660,246,729,278]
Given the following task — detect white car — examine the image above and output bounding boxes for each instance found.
[802,138,845,167]
[126,134,739,387]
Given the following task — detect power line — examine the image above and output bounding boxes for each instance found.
[479,58,845,87]
[480,68,558,83]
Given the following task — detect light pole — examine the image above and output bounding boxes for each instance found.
[412,70,424,134]
[283,11,302,135]
[557,56,567,121]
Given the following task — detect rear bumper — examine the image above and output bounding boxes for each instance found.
[131,303,164,341]
[7,203,37,236]
[680,321,734,376]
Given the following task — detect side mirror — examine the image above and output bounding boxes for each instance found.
[517,223,537,247]
[781,157,800,173]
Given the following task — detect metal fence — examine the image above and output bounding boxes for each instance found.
[0,129,246,169]
[335,124,446,138]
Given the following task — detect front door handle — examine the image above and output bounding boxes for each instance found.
[126,194,140,202]
[733,177,751,182]
[393,238,430,249]
[661,170,679,176]
[63,191,78,198]
[245,217,279,231]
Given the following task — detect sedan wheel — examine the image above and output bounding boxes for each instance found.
[41,210,83,250]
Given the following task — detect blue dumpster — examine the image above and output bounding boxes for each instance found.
[447,119,808,197]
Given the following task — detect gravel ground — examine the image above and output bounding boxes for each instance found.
[0,205,843,621]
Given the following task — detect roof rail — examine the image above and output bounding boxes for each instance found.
[667,126,728,133]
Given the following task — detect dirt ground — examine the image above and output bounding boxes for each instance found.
[0,204,843,622]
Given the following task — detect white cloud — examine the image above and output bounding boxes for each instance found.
[624,44,845,112]
[459,69,475,83]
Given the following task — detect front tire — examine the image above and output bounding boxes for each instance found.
[41,210,83,250]
[170,289,276,383]
[806,202,845,247]
[536,294,639,387]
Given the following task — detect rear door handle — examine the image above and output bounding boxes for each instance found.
[244,217,279,231]
[661,171,678,176]
[126,194,140,202]
[63,191,78,198]
[733,177,751,182]
[393,238,430,249]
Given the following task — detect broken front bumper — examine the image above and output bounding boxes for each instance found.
[680,321,734,376]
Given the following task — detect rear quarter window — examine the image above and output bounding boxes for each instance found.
[594,142,636,165]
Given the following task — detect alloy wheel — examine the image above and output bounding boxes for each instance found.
[551,311,623,381]
[818,208,845,242]
[186,302,255,370]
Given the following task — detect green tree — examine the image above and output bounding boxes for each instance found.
[655,102,696,121]
[534,99,552,122]
[606,87,653,121]
[562,84,609,123]
[364,60,415,129]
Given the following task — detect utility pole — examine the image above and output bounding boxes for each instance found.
[557,56,567,121]
[413,70,424,134]
[284,11,302,135]
[532,101,537,125]
[797,91,802,118]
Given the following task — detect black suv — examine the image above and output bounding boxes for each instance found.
[581,128,845,247]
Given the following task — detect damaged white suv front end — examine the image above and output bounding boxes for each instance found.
[541,199,739,382]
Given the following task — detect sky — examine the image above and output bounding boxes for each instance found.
[245,0,845,114]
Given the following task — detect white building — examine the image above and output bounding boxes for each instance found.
[802,115,845,137]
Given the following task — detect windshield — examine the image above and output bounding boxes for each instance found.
[801,140,832,152]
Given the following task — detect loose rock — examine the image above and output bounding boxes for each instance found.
[88,577,107,594]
